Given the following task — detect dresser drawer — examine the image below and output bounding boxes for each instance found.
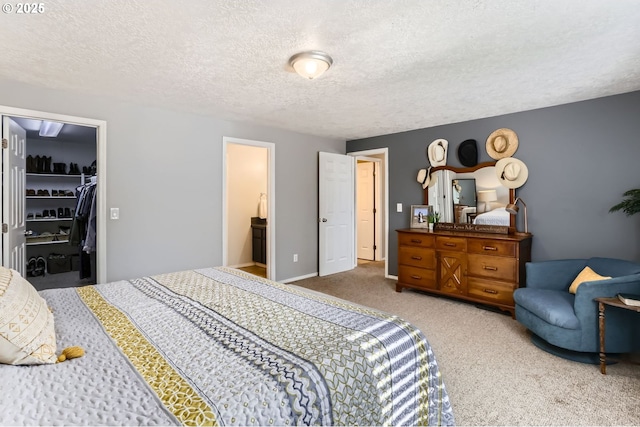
[468,239,516,257]
[467,277,515,306]
[398,233,434,248]
[436,236,467,252]
[398,266,437,290]
[467,254,516,282]
[398,246,436,269]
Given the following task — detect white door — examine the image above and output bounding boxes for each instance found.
[2,117,27,276]
[357,161,375,260]
[319,152,354,276]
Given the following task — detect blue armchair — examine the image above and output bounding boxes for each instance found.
[513,257,640,361]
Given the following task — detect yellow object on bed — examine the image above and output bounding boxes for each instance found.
[0,267,454,426]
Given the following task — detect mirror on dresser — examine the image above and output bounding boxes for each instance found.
[423,162,516,228]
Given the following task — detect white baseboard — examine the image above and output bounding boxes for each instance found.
[281,272,318,284]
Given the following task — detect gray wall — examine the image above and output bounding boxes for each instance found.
[0,80,344,282]
[347,91,640,275]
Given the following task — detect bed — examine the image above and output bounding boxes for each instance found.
[473,207,510,226]
[0,266,454,426]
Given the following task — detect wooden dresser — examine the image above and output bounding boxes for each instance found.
[396,228,532,316]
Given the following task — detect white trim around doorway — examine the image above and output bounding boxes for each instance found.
[0,104,107,283]
[222,137,276,281]
[348,148,390,279]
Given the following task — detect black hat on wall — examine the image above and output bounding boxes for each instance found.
[457,139,478,167]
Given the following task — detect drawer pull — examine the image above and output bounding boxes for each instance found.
[483,246,497,251]
[444,242,456,247]
[483,265,498,271]
[483,288,498,294]
[411,256,422,260]
[410,275,422,280]
[410,239,422,244]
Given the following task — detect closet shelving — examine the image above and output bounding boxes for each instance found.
[25,172,85,246]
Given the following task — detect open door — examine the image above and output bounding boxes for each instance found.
[2,117,27,276]
[318,152,354,276]
[356,161,375,260]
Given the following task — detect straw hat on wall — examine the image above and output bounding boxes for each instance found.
[428,139,448,166]
[495,157,528,189]
[486,128,518,159]
[416,167,432,189]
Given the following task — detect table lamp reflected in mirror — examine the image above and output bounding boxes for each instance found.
[477,189,497,213]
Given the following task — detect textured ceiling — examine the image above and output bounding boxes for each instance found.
[1,0,639,140]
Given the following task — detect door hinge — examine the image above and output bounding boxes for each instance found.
[373,245,377,250]
[2,139,7,149]
[2,223,8,233]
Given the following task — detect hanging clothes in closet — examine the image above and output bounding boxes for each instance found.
[69,177,97,280]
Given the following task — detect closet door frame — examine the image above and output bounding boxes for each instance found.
[0,104,107,284]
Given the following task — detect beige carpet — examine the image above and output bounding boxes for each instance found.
[292,261,640,426]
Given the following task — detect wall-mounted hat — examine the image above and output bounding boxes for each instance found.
[428,139,448,166]
[486,128,519,160]
[457,139,478,167]
[416,167,432,189]
[495,157,528,189]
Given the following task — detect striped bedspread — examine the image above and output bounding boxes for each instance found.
[1,267,454,426]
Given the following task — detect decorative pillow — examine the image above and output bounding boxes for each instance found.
[0,266,57,365]
[568,266,612,294]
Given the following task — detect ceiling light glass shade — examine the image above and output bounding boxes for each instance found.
[289,51,333,80]
[39,121,64,137]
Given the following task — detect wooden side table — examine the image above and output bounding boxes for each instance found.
[595,297,640,374]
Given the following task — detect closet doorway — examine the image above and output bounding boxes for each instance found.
[222,137,275,281]
[1,105,106,287]
[349,148,389,278]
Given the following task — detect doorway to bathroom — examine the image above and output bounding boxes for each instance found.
[222,137,275,280]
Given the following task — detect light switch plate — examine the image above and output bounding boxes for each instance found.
[110,208,119,220]
[396,203,402,212]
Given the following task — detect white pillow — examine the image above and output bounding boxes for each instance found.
[0,266,57,365]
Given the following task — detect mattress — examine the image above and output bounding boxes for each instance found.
[0,267,454,426]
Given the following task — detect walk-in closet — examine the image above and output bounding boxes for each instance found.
[12,117,98,290]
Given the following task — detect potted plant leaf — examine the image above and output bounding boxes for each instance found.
[609,189,640,216]
[427,212,440,231]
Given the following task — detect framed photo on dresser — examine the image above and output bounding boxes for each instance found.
[410,204,432,228]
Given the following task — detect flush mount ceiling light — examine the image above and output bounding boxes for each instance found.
[39,121,64,137]
[288,51,333,80]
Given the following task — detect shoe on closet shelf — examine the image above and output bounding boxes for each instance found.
[65,190,74,197]
[52,190,58,197]
[41,189,50,197]
[64,207,72,218]
[26,213,34,220]
[42,209,50,219]
[26,189,36,196]
[49,209,56,218]
[26,155,35,173]
[57,207,64,218]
